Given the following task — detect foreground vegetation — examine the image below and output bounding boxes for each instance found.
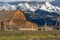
[0,30,60,40]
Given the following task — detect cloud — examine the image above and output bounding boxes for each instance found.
[0,0,55,2]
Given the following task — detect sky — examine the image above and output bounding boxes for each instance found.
[0,0,55,2]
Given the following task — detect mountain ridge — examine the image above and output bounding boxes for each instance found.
[0,1,60,15]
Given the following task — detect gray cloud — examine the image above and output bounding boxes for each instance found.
[0,0,55,2]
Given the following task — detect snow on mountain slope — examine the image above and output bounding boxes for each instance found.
[24,3,36,11]
[18,2,60,12]
[18,3,37,12]
[18,2,37,12]
[10,5,17,10]
[18,3,26,11]
[0,3,17,11]
[40,2,60,12]
[0,2,60,13]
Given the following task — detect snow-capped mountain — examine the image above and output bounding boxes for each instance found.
[40,2,60,12]
[0,1,60,14]
[9,5,17,10]
[18,2,38,12]
[17,2,60,13]
[0,3,17,11]
[18,3,26,11]
[24,3,36,11]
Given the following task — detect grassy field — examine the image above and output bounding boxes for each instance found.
[0,30,60,40]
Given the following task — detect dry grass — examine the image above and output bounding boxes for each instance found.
[0,30,60,40]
